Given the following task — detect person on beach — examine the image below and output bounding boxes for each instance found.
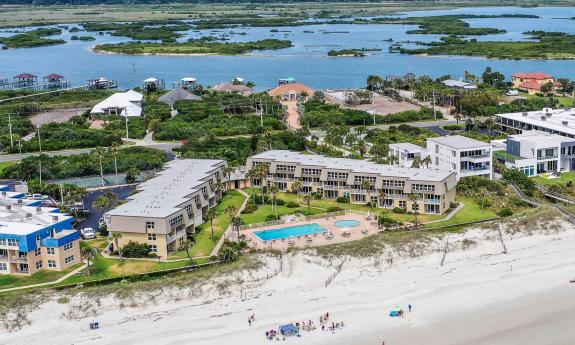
[248,318,251,326]
[408,304,412,312]
[320,316,323,324]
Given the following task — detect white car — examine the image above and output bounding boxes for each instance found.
[81,227,97,240]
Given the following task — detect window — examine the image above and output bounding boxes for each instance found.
[381,180,405,188]
[412,184,435,192]
[35,235,41,242]
[48,260,56,268]
[148,233,157,241]
[399,201,406,208]
[354,176,376,185]
[34,248,41,256]
[277,165,296,172]
[302,168,321,175]
[46,247,55,255]
[7,238,18,247]
[146,222,155,230]
[327,172,348,179]
[169,214,183,227]
[149,245,157,253]
[64,242,73,251]
[0,239,4,246]
[0,263,6,271]
[36,261,43,269]
[65,255,75,264]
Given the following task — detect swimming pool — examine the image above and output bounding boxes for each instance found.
[254,223,326,241]
[334,220,361,228]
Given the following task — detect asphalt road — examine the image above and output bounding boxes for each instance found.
[77,185,136,231]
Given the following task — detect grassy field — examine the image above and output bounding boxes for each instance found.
[424,197,498,228]
[0,263,83,290]
[171,190,246,259]
[0,162,15,175]
[533,171,575,186]
[519,92,575,108]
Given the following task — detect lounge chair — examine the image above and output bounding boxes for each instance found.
[306,237,313,243]
[361,228,369,235]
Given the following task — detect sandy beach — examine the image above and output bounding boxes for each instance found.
[2,221,575,345]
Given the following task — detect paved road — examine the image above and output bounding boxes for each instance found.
[77,185,136,230]
[310,119,458,139]
[0,141,181,163]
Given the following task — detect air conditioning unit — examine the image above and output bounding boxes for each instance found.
[541,116,546,121]
[52,215,59,222]
[522,112,528,116]
[563,121,569,126]
[5,205,11,210]
[36,206,42,213]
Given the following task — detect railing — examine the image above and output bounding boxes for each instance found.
[537,154,558,160]
[238,209,373,231]
[424,199,441,205]
[167,229,186,243]
[461,167,490,173]
[0,255,8,262]
[10,256,28,263]
[16,269,29,274]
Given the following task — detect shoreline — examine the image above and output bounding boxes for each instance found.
[2,221,575,345]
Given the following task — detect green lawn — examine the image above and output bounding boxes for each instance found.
[172,190,246,258]
[532,172,575,186]
[243,188,445,224]
[0,161,15,175]
[0,263,83,290]
[424,198,498,228]
[519,92,575,108]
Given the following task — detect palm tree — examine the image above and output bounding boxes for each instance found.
[108,143,120,185]
[291,180,302,195]
[302,194,313,216]
[246,169,258,201]
[269,184,279,220]
[205,208,219,240]
[111,232,123,262]
[361,179,372,208]
[422,156,432,169]
[454,113,462,124]
[222,165,236,190]
[378,190,389,209]
[181,240,194,264]
[408,193,421,227]
[411,158,422,168]
[81,246,96,275]
[232,216,243,241]
[93,147,106,186]
[213,180,225,198]
[255,165,269,205]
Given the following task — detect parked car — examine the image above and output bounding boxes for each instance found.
[81,227,97,240]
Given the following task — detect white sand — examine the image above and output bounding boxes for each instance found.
[2,223,575,345]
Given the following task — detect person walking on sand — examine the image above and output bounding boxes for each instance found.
[248,318,252,326]
[408,304,412,312]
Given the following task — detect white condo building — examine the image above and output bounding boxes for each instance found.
[495,107,575,139]
[389,143,427,168]
[426,136,493,180]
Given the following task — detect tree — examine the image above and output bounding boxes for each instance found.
[205,208,219,240]
[93,147,106,186]
[378,190,388,208]
[217,246,238,262]
[92,193,115,215]
[181,240,194,264]
[422,156,432,169]
[361,179,372,208]
[366,75,383,91]
[108,144,120,185]
[111,232,123,262]
[408,193,421,226]
[357,140,367,157]
[232,216,243,240]
[411,157,422,168]
[302,194,313,216]
[291,180,302,195]
[81,246,96,275]
[540,81,555,96]
[254,164,269,205]
[268,184,279,220]
[125,167,140,184]
[222,165,236,190]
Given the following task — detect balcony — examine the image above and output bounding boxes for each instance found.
[0,255,8,262]
[323,184,339,190]
[167,228,187,243]
[273,177,295,182]
[537,154,558,160]
[10,256,28,263]
[424,198,441,205]
[464,154,491,163]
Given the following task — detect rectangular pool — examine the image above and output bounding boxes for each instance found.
[254,223,326,241]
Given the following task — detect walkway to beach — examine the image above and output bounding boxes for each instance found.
[0,262,87,293]
[282,100,301,130]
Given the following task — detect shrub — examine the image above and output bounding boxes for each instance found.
[241,204,258,214]
[275,198,285,206]
[99,224,109,237]
[449,201,460,209]
[392,207,406,214]
[286,201,300,208]
[336,196,350,203]
[497,208,513,217]
[312,192,323,200]
[442,124,463,131]
[326,206,342,212]
[265,214,278,221]
[121,241,152,258]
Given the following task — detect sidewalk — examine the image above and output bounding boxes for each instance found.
[0,262,87,293]
[211,189,250,256]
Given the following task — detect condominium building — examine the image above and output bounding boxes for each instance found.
[0,185,81,276]
[426,136,493,180]
[495,108,575,139]
[493,131,575,176]
[389,143,427,168]
[245,150,457,215]
[104,159,226,259]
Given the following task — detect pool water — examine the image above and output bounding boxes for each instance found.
[254,223,326,241]
[334,220,361,228]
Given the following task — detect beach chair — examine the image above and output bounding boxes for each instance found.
[306,237,313,243]
[361,228,369,235]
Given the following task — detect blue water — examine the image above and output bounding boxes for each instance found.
[2,6,575,90]
[334,220,361,228]
[254,223,326,241]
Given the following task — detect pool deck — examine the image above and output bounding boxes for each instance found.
[242,213,380,251]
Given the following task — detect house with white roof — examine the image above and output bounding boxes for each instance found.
[90,90,144,117]
[441,79,477,90]
[389,142,427,168]
[495,107,575,139]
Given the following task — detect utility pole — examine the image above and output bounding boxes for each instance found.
[59,183,64,205]
[38,126,42,184]
[125,114,129,139]
[7,113,14,148]
[432,89,437,120]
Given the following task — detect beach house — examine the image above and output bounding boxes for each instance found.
[267,82,314,102]
[90,90,144,117]
[426,136,493,180]
[511,72,561,95]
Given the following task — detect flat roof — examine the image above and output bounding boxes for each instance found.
[0,205,72,236]
[250,150,453,182]
[496,108,575,136]
[427,135,490,150]
[509,130,575,146]
[106,159,224,218]
[389,142,425,152]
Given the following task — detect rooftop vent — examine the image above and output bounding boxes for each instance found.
[522,112,528,116]
[1,191,6,197]
[541,116,547,121]
[563,121,569,126]
[5,205,11,210]
[546,112,552,117]
[52,215,59,222]
[36,206,42,213]
[26,213,32,219]
[17,199,23,204]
